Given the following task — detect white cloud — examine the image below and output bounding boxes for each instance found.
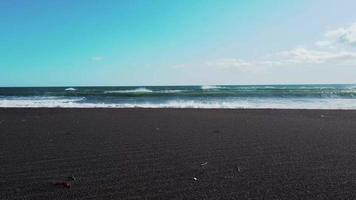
[317,23,356,47]
[91,56,104,61]
[270,47,356,65]
[207,47,356,70]
[177,23,356,73]
[208,23,356,71]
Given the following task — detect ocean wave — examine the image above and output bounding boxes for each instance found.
[0,96,85,108]
[201,85,224,90]
[2,97,356,109]
[159,89,186,93]
[104,88,186,94]
[104,88,153,94]
[65,88,77,91]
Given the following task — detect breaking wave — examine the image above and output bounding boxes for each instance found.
[1,96,356,109]
[201,85,224,90]
[1,84,356,109]
[104,88,153,94]
[65,88,77,91]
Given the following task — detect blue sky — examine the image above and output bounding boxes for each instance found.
[1,0,356,86]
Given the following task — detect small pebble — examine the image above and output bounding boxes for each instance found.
[200,162,208,166]
[53,181,71,189]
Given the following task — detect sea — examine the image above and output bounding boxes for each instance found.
[0,84,356,109]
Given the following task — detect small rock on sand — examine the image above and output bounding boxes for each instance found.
[200,162,208,166]
[53,181,71,189]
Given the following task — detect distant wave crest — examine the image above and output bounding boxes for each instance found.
[201,85,224,90]
[104,88,186,94]
[65,88,77,91]
[104,88,153,94]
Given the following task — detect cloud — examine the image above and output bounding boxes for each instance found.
[270,47,356,65]
[175,23,356,73]
[208,23,356,71]
[207,47,356,70]
[316,23,356,47]
[91,56,104,61]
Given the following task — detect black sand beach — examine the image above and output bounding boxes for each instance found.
[1,108,356,199]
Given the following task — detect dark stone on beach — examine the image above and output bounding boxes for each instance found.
[53,181,71,189]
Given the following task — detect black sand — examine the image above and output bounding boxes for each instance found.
[1,108,356,199]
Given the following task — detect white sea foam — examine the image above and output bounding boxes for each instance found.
[0,96,85,108]
[104,88,153,94]
[201,85,223,90]
[65,88,77,91]
[104,88,186,94]
[159,90,186,93]
[2,96,356,109]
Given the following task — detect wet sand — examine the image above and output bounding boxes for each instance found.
[1,108,356,199]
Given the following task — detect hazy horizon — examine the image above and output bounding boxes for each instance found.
[1,83,356,88]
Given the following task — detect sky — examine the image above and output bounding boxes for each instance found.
[1,0,356,86]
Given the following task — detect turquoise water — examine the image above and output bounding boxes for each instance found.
[1,84,356,109]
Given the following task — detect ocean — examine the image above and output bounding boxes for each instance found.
[0,84,356,109]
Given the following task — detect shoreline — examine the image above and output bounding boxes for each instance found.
[2,108,356,199]
[2,107,356,110]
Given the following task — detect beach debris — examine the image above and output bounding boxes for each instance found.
[200,162,208,167]
[68,176,76,181]
[53,181,71,189]
[156,127,160,131]
[237,167,241,172]
[193,177,198,181]
[320,114,325,118]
